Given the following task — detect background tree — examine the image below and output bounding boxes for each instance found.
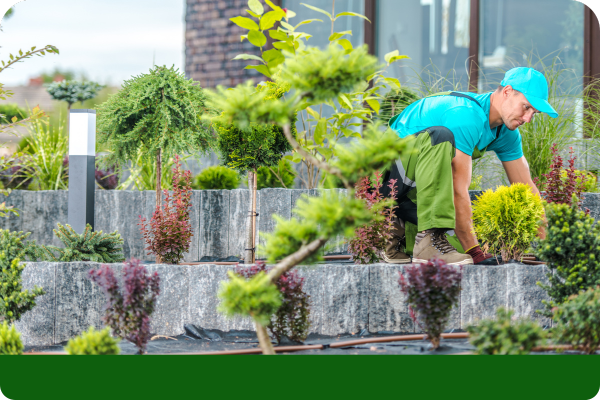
[212,78,296,264]
[96,65,215,231]
[45,80,103,111]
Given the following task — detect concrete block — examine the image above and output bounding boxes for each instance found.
[146,264,189,336]
[582,193,600,221]
[199,190,230,258]
[141,191,157,261]
[21,191,47,245]
[321,264,369,335]
[113,191,145,260]
[461,265,507,327]
[183,191,201,262]
[325,189,349,255]
[506,264,551,326]
[188,264,253,331]
[368,264,414,334]
[227,189,256,260]
[15,262,55,346]
[257,188,291,259]
[54,262,108,343]
[1,190,23,233]
[295,265,324,335]
[46,191,69,248]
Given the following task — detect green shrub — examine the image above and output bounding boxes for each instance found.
[0,321,23,355]
[0,103,26,124]
[0,254,45,324]
[378,88,420,123]
[38,223,125,263]
[193,166,240,190]
[560,169,598,193]
[552,286,600,354]
[65,326,120,355]
[0,229,43,262]
[218,271,282,327]
[472,183,544,262]
[535,196,600,314]
[467,308,546,355]
[256,159,296,190]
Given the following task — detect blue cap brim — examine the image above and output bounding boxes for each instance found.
[524,94,558,118]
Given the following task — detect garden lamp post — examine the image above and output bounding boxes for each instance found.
[68,109,96,233]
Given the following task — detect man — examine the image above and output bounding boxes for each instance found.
[381,67,557,265]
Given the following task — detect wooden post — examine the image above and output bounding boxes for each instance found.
[245,171,255,264]
[155,148,162,264]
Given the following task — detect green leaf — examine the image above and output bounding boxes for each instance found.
[318,147,333,160]
[273,41,295,52]
[338,94,352,109]
[294,19,323,29]
[269,30,289,41]
[301,3,332,19]
[248,30,267,47]
[366,99,380,114]
[260,10,285,30]
[263,49,285,68]
[341,127,354,137]
[240,35,248,42]
[388,55,410,64]
[244,64,272,78]
[336,39,353,51]
[306,107,320,120]
[248,0,264,16]
[232,54,265,63]
[264,0,282,12]
[329,31,352,41]
[230,16,259,30]
[292,151,302,163]
[246,9,261,19]
[384,77,401,90]
[335,11,370,22]
[314,118,327,145]
[384,50,399,63]
[280,21,295,31]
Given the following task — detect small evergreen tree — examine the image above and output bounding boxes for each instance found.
[45,80,103,110]
[97,65,215,244]
[193,165,240,190]
[0,321,23,355]
[65,326,120,355]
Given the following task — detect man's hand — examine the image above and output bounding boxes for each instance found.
[502,156,546,239]
[452,149,479,250]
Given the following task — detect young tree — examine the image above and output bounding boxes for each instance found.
[211,42,409,354]
[97,65,215,258]
[213,78,296,264]
[45,80,103,110]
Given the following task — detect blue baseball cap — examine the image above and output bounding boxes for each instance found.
[501,67,558,118]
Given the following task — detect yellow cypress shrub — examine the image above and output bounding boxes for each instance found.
[472,183,544,262]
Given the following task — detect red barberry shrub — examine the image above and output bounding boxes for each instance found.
[535,144,587,208]
[234,261,310,343]
[398,258,462,349]
[347,171,397,264]
[88,258,160,355]
[139,155,193,264]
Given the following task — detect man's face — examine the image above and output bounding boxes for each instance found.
[500,87,539,130]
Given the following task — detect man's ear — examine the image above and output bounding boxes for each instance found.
[503,85,513,98]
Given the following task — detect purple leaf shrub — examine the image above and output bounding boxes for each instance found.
[235,261,310,343]
[347,171,398,264]
[95,165,119,190]
[398,258,462,349]
[88,258,160,354]
[138,155,193,264]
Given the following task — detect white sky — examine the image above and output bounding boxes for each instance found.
[0,0,185,87]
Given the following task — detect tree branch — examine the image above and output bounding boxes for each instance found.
[0,45,59,75]
[267,237,328,283]
[267,165,288,188]
[282,124,352,190]
[255,321,275,355]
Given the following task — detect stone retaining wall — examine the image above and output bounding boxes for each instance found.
[16,262,551,346]
[2,190,600,263]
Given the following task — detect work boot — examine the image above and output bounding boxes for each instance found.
[381,220,411,264]
[412,229,473,265]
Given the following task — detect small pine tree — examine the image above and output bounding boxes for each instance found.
[45,80,103,110]
[65,326,120,355]
[0,321,23,355]
[38,223,125,263]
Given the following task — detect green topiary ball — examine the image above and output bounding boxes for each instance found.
[193,166,240,190]
[64,326,120,355]
[0,321,23,355]
[256,159,296,190]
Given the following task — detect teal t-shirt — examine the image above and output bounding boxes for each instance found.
[389,91,523,162]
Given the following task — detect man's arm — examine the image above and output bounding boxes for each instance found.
[452,149,479,250]
[502,156,546,239]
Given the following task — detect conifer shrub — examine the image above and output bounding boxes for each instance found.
[0,253,45,324]
[234,262,310,343]
[218,271,281,328]
[193,165,240,190]
[65,326,120,355]
[256,159,296,190]
[467,308,546,355]
[0,321,23,355]
[552,286,600,354]
[347,171,398,264]
[472,183,544,262]
[378,87,420,123]
[535,196,600,314]
[0,229,43,262]
[139,156,193,264]
[88,259,160,355]
[38,223,125,263]
[398,258,462,349]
